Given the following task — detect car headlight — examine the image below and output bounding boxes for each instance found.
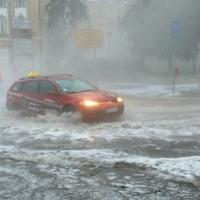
[80,100,99,107]
[117,97,123,103]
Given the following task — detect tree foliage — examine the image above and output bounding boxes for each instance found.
[45,0,87,68]
[122,0,200,64]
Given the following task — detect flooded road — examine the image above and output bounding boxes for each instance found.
[0,89,200,199]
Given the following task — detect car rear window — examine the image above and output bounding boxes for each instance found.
[11,82,23,93]
[22,81,39,94]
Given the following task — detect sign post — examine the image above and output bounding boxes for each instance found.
[171,21,181,93]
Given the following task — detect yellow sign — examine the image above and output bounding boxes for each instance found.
[74,30,104,48]
[27,71,40,78]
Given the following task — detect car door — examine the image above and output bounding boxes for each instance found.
[38,80,62,110]
[21,80,40,100]
[21,80,40,111]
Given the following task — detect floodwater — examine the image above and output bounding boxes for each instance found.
[0,83,200,200]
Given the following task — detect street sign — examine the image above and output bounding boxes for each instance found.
[74,30,104,48]
[171,21,181,39]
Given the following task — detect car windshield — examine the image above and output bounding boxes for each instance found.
[56,79,97,93]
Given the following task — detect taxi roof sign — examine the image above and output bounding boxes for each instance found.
[27,72,40,78]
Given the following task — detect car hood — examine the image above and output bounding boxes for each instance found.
[67,90,118,102]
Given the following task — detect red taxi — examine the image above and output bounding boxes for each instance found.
[6,73,124,121]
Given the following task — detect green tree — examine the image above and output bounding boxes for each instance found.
[45,0,87,70]
[175,0,200,73]
[122,0,200,73]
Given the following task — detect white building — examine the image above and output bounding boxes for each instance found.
[0,0,9,73]
[0,0,34,77]
[0,0,8,35]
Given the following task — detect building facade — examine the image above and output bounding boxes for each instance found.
[0,0,9,69]
[0,0,47,75]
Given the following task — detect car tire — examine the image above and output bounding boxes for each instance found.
[62,105,76,115]
[21,97,29,110]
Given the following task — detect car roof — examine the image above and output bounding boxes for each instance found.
[18,74,75,82]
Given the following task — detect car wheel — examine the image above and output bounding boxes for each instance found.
[21,97,29,110]
[63,105,76,115]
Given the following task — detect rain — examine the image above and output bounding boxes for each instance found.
[0,0,200,199]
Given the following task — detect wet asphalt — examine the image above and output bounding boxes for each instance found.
[0,95,200,200]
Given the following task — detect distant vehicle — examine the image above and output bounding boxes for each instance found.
[6,73,124,121]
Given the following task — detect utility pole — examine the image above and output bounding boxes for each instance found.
[39,0,42,71]
[171,21,181,93]
[8,0,15,68]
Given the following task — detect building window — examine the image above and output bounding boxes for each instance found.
[0,0,7,8]
[16,0,27,8]
[0,15,7,34]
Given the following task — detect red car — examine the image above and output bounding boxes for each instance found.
[6,74,124,121]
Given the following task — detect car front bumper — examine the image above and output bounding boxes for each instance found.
[81,104,124,121]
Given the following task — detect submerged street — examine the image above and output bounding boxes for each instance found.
[1,0,200,199]
[0,84,200,200]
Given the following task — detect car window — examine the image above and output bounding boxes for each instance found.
[11,82,23,93]
[39,81,56,94]
[22,81,39,94]
[56,79,96,93]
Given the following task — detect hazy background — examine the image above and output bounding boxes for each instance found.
[1,0,200,86]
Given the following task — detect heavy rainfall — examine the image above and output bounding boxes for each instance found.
[0,0,200,199]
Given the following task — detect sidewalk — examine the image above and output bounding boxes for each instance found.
[99,81,200,98]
